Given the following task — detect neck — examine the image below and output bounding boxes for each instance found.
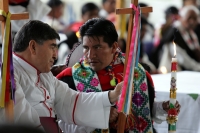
[14,52,38,70]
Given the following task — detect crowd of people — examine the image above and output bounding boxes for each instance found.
[3,0,200,132]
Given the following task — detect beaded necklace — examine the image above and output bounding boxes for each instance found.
[105,52,120,86]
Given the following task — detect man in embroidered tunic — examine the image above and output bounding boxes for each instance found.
[56,18,181,133]
[0,20,122,133]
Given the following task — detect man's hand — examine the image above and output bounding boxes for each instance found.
[109,107,118,123]
[108,82,123,104]
[162,101,181,114]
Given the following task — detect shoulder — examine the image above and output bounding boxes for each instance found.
[56,67,72,79]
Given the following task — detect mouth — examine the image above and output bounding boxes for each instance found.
[89,61,99,65]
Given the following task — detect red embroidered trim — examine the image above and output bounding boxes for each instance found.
[72,93,80,125]
[40,86,52,117]
[13,52,41,74]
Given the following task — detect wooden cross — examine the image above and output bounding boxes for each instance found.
[116,0,152,132]
[0,0,29,122]
[116,0,152,73]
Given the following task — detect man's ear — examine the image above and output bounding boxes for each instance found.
[29,40,37,55]
[112,41,118,53]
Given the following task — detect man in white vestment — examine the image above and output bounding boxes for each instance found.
[0,20,122,133]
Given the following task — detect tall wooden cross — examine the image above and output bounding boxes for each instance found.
[0,0,29,122]
[116,0,152,132]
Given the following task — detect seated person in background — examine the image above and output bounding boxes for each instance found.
[138,3,155,57]
[99,0,116,24]
[42,0,65,33]
[152,5,200,71]
[65,2,99,33]
[56,18,181,133]
[139,17,157,73]
[55,31,79,65]
[151,6,179,68]
[174,5,200,70]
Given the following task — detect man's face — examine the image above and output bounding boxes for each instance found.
[53,4,64,19]
[82,9,99,22]
[82,36,117,71]
[104,0,116,14]
[182,10,198,30]
[33,39,58,73]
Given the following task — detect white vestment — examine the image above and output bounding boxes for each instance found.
[0,54,112,132]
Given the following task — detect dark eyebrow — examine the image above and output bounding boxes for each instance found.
[93,44,101,47]
[82,45,88,48]
[50,43,58,48]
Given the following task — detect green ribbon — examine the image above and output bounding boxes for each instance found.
[0,10,11,107]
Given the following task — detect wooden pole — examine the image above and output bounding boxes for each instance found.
[116,0,152,132]
[0,0,29,122]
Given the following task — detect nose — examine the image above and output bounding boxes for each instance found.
[87,49,96,59]
[53,48,58,60]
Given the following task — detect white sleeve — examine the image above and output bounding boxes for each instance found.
[152,101,167,124]
[0,81,42,129]
[54,77,111,129]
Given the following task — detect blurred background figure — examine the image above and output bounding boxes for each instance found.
[138,3,155,59]
[42,0,65,33]
[118,38,126,53]
[55,31,79,65]
[151,6,179,69]
[65,2,99,33]
[139,17,157,73]
[157,5,200,72]
[182,0,198,7]
[99,0,116,24]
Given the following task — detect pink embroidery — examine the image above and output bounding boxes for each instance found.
[140,83,147,91]
[90,78,99,86]
[77,83,84,91]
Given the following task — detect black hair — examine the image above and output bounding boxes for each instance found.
[165,6,179,17]
[102,0,107,4]
[9,0,30,8]
[79,18,118,47]
[62,31,78,50]
[81,2,99,16]
[138,2,148,7]
[13,20,60,52]
[141,16,148,26]
[47,0,63,8]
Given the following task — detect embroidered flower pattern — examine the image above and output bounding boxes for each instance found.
[76,83,84,91]
[132,92,144,107]
[140,83,147,91]
[78,70,90,79]
[83,60,90,67]
[143,107,150,116]
[134,71,139,79]
[90,78,99,86]
[73,63,81,69]
[135,117,148,132]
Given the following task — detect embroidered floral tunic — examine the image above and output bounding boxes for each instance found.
[57,52,167,133]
